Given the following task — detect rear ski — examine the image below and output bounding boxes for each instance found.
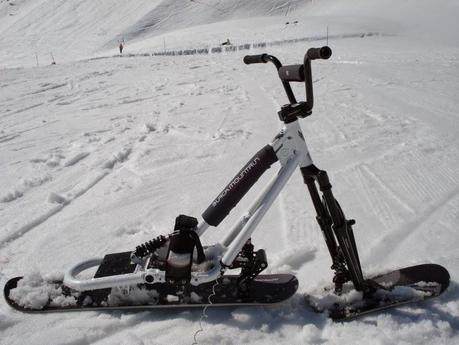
[4,251,298,313]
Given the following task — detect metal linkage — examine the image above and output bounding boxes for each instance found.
[229,239,268,294]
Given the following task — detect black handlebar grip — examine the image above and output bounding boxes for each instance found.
[278,64,304,82]
[243,54,268,64]
[306,46,332,60]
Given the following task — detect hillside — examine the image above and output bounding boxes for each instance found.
[0,0,308,68]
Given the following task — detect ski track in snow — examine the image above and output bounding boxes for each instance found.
[369,186,459,262]
[0,116,174,248]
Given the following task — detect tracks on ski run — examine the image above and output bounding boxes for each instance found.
[368,184,459,262]
[0,126,136,248]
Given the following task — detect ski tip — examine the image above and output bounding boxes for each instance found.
[4,277,24,311]
[430,264,450,293]
[407,263,450,293]
[4,276,22,297]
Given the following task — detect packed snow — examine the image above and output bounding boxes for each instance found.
[1,0,459,344]
[307,283,434,314]
[106,287,160,307]
[8,272,77,310]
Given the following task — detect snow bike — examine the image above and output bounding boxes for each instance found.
[4,47,450,320]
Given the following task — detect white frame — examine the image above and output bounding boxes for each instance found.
[64,120,314,291]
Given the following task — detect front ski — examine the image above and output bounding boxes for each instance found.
[305,263,450,320]
[4,252,298,313]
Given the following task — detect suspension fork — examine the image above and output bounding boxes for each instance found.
[300,165,365,292]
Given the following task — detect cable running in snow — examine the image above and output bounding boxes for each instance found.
[191,270,224,345]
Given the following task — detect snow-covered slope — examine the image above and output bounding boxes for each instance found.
[1,0,459,344]
[3,0,456,68]
[0,0,161,67]
[0,0,308,68]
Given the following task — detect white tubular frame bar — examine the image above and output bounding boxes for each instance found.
[221,153,300,266]
[64,121,312,291]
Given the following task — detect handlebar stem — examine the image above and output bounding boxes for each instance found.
[303,46,332,112]
[303,56,314,113]
[264,55,297,104]
[243,46,332,116]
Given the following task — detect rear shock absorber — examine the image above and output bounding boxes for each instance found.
[132,235,169,259]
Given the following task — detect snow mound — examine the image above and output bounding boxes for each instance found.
[308,282,435,312]
[0,175,51,203]
[9,272,77,310]
[106,286,159,307]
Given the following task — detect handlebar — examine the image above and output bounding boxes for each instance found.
[243,54,269,64]
[243,46,332,117]
[306,46,332,60]
[277,46,332,83]
[243,46,331,70]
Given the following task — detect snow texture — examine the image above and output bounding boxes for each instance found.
[1,0,459,344]
[107,287,159,307]
[8,272,77,310]
[307,283,434,313]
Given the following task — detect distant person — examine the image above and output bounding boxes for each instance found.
[221,38,231,46]
[119,42,124,54]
